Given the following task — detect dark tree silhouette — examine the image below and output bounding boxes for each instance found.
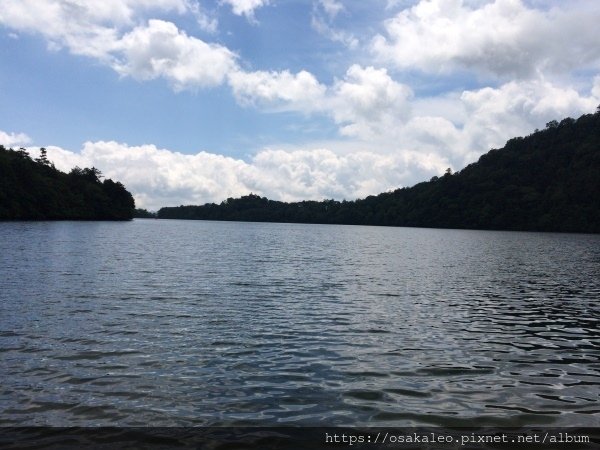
[34,147,50,166]
[0,146,135,220]
[158,110,600,233]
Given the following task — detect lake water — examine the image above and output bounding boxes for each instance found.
[1,220,599,427]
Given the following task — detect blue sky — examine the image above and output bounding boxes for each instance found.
[1,0,599,209]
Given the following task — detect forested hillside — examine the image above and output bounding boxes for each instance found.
[158,110,600,233]
[0,146,135,220]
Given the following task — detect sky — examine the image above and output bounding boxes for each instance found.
[0,0,599,210]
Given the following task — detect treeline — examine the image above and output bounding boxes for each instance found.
[158,110,600,233]
[134,208,156,218]
[0,146,135,220]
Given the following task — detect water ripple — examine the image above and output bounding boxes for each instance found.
[1,221,599,426]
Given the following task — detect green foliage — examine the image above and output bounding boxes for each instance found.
[158,111,600,233]
[133,208,156,218]
[0,146,135,220]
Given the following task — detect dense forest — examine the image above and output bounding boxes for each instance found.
[0,145,135,220]
[133,208,156,218]
[158,110,600,233]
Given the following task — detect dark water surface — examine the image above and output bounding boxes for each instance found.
[1,220,599,426]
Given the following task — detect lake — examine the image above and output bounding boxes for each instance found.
[1,220,599,426]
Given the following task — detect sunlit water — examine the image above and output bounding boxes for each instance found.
[1,220,599,426]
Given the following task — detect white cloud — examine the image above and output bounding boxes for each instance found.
[0,0,193,58]
[317,0,344,19]
[243,74,598,172]
[2,0,600,211]
[14,71,597,211]
[228,63,598,169]
[0,0,189,30]
[372,0,600,78]
[22,140,447,210]
[114,20,237,89]
[229,65,414,141]
[244,147,448,201]
[402,78,598,169]
[28,142,249,210]
[228,69,327,110]
[311,14,358,49]
[0,130,32,147]
[220,0,270,22]
[0,0,231,87]
[186,1,219,33]
[311,0,358,49]
[593,76,600,100]
[397,78,600,168]
[459,78,599,157]
[329,65,413,139]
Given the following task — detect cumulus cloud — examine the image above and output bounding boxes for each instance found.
[0,0,187,30]
[2,0,600,210]
[0,0,232,88]
[390,80,600,169]
[459,78,600,156]
[245,147,448,201]
[220,0,270,22]
[228,69,327,110]
[114,20,237,89]
[0,0,315,95]
[12,72,598,211]
[229,65,414,141]
[0,0,192,58]
[22,140,447,210]
[230,63,598,167]
[372,0,600,78]
[402,78,600,167]
[329,65,413,139]
[0,130,31,147]
[593,76,600,100]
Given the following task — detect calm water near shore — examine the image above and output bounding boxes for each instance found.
[1,219,599,426]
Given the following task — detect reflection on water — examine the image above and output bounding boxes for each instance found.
[0,220,599,426]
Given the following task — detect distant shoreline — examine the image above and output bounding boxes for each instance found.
[151,111,600,234]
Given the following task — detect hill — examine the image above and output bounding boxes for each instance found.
[158,110,600,233]
[0,146,135,220]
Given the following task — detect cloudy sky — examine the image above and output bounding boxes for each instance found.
[1,0,599,210]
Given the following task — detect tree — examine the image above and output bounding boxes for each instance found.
[0,146,135,220]
[83,167,103,182]
[35,147,50,166]
[156,110,600,233]
[70,166,103,183]
[16,147,30,159]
